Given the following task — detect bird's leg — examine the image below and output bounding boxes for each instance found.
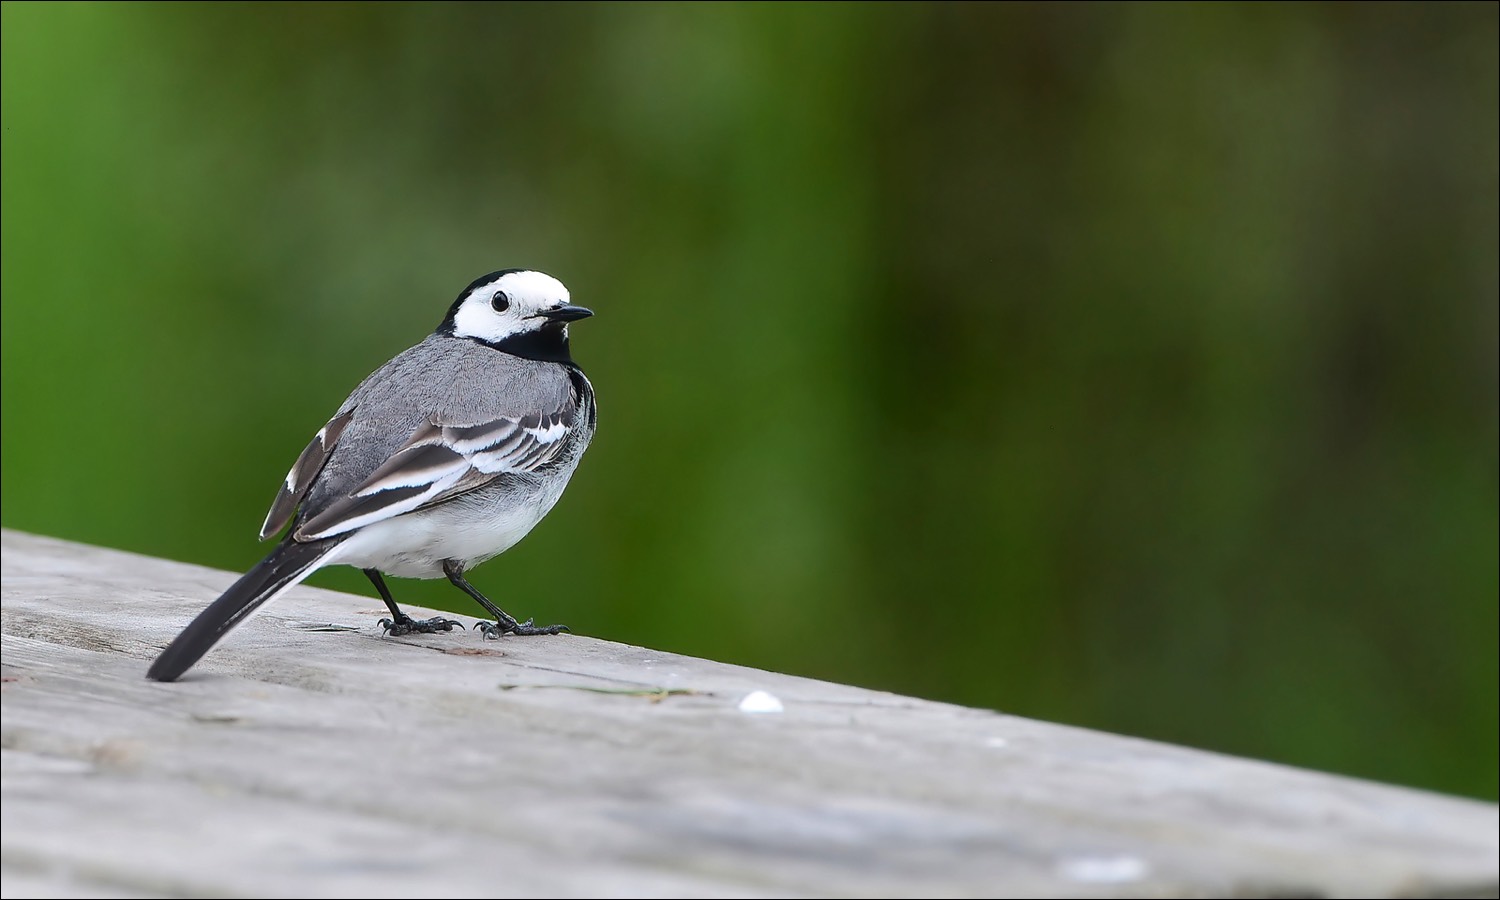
[442,560,569,639]
[366,569,463,636]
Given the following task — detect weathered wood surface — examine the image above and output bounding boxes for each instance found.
[1,529,1495,899]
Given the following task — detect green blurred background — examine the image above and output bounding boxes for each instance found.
[3,3,1495,800]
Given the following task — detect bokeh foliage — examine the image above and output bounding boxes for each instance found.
[3,3,1495,799]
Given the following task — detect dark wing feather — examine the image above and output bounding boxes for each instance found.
[259,410,354,540]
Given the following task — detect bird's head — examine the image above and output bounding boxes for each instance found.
[440,269,592,353]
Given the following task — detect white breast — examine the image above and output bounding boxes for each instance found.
[330,468,576,579]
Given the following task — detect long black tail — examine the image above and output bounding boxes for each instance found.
[147,538,340,682]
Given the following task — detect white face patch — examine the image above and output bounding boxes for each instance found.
[450,270,572,344]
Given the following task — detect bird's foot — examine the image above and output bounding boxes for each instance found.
[473,617,570,639]
[379,615,465,637]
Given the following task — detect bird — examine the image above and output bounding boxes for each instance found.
[147,268,597,682]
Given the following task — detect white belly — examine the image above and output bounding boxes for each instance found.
[328,476,570,579]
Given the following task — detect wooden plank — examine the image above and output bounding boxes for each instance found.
[2,528,1496,898]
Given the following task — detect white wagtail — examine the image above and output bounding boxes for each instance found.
[147,269,597,682]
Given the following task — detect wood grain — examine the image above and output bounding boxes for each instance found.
[3,529,1495,898]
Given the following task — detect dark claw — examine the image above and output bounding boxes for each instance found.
[380,616,463,637]
[519,623,570,636]
[475,619,570,640]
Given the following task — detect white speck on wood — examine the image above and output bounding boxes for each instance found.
[738,690,784,714]
[1057,854,1152,884]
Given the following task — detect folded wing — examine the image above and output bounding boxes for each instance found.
[293,408,578,541]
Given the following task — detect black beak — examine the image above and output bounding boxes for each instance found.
[532,305,594,323]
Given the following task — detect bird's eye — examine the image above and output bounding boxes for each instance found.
[490,291,511,312]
